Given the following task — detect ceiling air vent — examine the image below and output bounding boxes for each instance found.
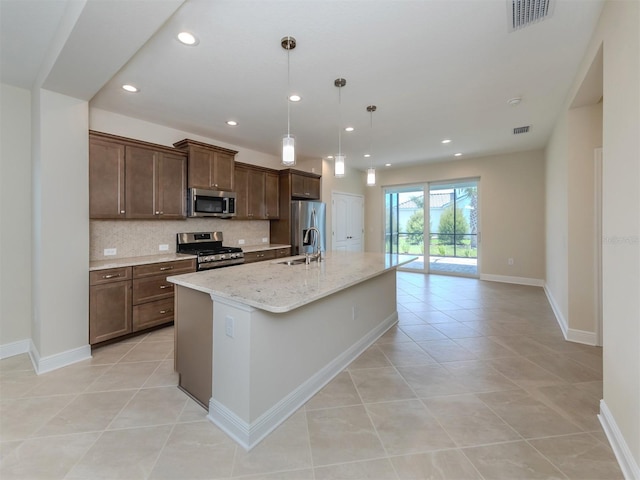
[508,0,554,32]
[513,125,531,135]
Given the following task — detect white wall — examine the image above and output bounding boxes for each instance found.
[31,89,89,361]
[0,84,32,350]
[365,150,546,282]
[568,103,603,335]
[545,0,640,474]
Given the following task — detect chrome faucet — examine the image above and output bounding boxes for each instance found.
[303,226,321,264]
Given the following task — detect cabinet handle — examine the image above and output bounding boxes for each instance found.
[102,273,121,279]
[159,266,173,271]
[120,210,125,214]
[159,309,173,315]
[159,285,171,289]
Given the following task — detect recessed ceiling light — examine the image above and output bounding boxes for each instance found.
[177,31,198,46]
[364,154,371,158]
[454,153,463,157]
[289,94,301,102]
[345,127,354,132]
[326,155,334,159]
[226,120,238,126]
[385,163,391,167]
[122,84,138,93]
[441,139,452,144]
[508,97,522,106]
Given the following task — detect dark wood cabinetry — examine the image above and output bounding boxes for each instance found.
[291,172,321,199]
[89,267,132,344]
[234,163,280,220]
[270,169,322,245]
[243,247,290,264]
[89,131,187,219]
[89,258,196,345]
[89,139,126,219]
[173,139,237,191]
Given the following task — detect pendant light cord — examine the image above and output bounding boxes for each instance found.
[287,43,291,137]
[338,85,342,155]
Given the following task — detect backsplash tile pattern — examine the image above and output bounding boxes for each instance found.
[90,219,270,260]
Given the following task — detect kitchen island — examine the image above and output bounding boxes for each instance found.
[167,251,414,450]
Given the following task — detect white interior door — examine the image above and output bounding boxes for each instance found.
[332,192,364,252]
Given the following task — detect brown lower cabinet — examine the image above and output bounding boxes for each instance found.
[243,247,290,264]
[89,258,196,345]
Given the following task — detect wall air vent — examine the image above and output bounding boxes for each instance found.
[513,125,531,134]
[508,0,554,32]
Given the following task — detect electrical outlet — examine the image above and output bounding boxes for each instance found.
[159,244,169,251]
[508,258,514,265]
[238,239,245,245]
[262,237,268,243]
[104,248,117,256]
[225,316,234,338]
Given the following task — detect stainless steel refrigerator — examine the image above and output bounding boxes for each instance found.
[291,201,326,256]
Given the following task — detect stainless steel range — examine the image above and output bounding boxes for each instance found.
[176,231,244,271]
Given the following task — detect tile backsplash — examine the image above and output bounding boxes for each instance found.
[90,219,270,260]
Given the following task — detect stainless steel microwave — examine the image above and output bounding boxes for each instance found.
[187,188,236,218]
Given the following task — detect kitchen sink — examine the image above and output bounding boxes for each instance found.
[276,257,309,266]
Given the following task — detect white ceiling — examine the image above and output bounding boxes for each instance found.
[2,0,604,171]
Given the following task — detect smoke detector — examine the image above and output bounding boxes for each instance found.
[508,0,555,32]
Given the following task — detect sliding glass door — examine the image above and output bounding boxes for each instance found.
[428,180,478,276]
[384,186,425,271]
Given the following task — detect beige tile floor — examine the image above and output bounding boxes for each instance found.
[0,272,624,479]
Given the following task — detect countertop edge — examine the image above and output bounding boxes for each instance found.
[89,253,197,271]
[241,244,291,253]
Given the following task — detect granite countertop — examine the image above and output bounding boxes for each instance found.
[89,253,197,271]
[167,251,416,313]
[241,243,291,253]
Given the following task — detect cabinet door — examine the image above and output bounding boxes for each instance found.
[133,298,174,332]
[213,152,235,191]
[291,174,306,198]
[188,146,213,189]
[89,280,132,344]
[305,176,321,200]
[234,167,249,219]
[265,172,280,219]
[125,145,157,218]
[247,169,265,219]
[157,152,186,218]
[89,139,126,219]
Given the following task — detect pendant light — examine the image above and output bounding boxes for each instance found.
[366,105,377,186]
[281,36,296,166]
[334,78,346,177]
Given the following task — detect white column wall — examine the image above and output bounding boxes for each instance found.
[0,84,32,350]
[31,88,90,363]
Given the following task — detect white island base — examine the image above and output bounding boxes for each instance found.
[170,253,408,450]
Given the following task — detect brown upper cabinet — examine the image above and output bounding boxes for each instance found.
[290,171,321,200]
[89,131,187,219]
[173,139,237,191]
[234,163,279,220]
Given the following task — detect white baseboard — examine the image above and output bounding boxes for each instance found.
[0,339,31,359]
[480,274,544,287]
[544,284,568,337]
[599,399,640,480]
[29,341,92,375]
[544,285,598,346]
[208,312,398,451]
[566,328,597,346]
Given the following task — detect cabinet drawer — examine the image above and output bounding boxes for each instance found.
[133,298,174,332]
[133,259,196,278]
[244,250,277,264]
[133,276,174,304]
[90,267,132,286]
[275,248,290,258]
